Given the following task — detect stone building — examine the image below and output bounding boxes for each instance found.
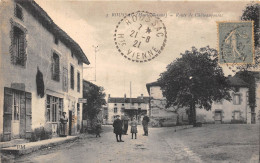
[197,75,250,124]
[0,0,89,141]
[107,94,149,124]
[147,74,257,125]
[146,82,188,127]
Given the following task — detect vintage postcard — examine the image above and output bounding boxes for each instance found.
[0,0,259,162]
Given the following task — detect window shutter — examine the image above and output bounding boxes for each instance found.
[20,92,26,138]
[25,92,32,138]
[19,33,25,66]
[3,88,13,141]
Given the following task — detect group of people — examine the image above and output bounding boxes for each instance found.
[113,115,150,142]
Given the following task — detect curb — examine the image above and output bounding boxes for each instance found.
[1,136,79,155]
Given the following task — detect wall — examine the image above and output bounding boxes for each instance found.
[107,101,149,124]
[197,87,249,123]
[0,0,84,138]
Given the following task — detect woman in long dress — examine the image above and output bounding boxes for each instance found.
[130,117,138,139]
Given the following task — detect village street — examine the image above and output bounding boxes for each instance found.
[2,124,258,163]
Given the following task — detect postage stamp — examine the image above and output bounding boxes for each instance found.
[218,21,254,64]
[114,11,167,63]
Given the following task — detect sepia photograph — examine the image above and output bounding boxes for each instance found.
[0,0,259,162]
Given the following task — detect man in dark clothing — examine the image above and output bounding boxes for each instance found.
[113,115,124,142]
[122,115,129,135]
[142,115,150,136]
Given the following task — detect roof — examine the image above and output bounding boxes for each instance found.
[146,75,249,95]
[228,75,248,87]
[146,81,161,94]
[108,97,149,104]
[17,0,90,64]
[83,80,99,88]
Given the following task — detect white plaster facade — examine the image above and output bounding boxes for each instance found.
[0,0,89,141]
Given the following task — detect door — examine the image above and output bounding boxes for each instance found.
[214,111,222,123]
[25,92,32,138]
[3,88,13,141]
[12,90,20,138]
[69,110,72,135]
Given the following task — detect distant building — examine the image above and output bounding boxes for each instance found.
[197,75,250,124]
[107,94,149,124]
[0,0,89,141]
[147,74,258,125]
[146,82,188,127]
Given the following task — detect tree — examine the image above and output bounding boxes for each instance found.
[83,81,106,131]
[241,3,259,47]
[236,3,260,70]
[158,46,231,126]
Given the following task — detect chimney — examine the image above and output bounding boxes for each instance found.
[108,94,110,99]
[141,94,143,99]
[124,94,126,99]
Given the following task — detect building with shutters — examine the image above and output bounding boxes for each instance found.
[146,82,188,127]
[0,0,90,141]
[146,74,255,125]
[107,94,149,124]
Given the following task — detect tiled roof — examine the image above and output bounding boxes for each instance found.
[108,97,149,103]
[146,81,161,94]
[17,0,90,64]
[146,74,250,94]
[228,75,248,87]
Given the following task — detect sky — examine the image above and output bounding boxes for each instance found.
[34,0,251,98]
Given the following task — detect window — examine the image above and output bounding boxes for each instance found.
[233,94,241,105]
[122,104,124,106]
[62,67,68,92]
[70,65,74,89]
[233,111,241,120]
[15,4,23,20]
[54,37,59,45]
[114,103,117,106]
[51,53,60,81]
[77,72,80,92]
[138,103,141,106]
[114,108,117,113]
[13,90,21,121]
[121,108,125,112]
[12,26,26,66]
[131,103,134,106]
[46,95,63,122]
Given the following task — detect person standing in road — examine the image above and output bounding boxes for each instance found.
[60,112,68,137]
[113,115,124,142]
[122,115,129,135]
[95,118,101,138]
[130,117,138,139]
[142,115,150,136]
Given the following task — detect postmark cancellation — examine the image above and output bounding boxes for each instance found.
[114,11,167,63]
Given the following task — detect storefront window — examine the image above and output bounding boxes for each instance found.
[46,95,63,122]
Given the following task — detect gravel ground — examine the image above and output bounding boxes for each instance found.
[2,124,259,163]
[159,124,259,163]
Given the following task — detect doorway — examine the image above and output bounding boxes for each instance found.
[69,110,72,135]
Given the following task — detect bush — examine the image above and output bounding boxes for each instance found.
[30,127,52,142]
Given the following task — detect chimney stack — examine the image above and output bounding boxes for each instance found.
[141,94,143,99]
[108,94,110,99]
[124,94,126,99]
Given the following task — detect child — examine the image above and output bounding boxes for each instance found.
[95,119,101,137]
[130,117,138,139]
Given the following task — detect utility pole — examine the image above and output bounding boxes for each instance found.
[83,45,99,81]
